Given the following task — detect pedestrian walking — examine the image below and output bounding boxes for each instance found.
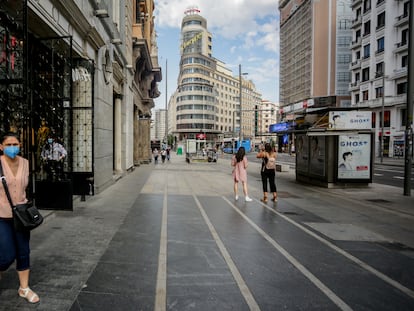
[231,146,252,202]
[153,148,159,164]
[0,132,40,304]
[161,149,167,163]
[166,148,170,161]
[256,143,278,202]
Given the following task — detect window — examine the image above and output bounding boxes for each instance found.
[355,29,361,41]
[362,68,369,81]
[363,21,371,36]
[376,62,384,76]
[338,54,351,63]
[363,0,371,13]
[380,111,390,127]
[363,90,369,100]
[377,37,384,53]
[401,29,408,45]
[356,51,361,60]
[355,72,360,82]
[402,55,408,67]
[377,12,385,29]
[338,36,351,46]
[401,109,406,126]
[375,86,384,98]
[397,82,407,94]
[363,44,370,58]
[355,93,360,103]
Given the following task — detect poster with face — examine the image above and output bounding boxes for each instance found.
[310,136,325,176]
[296,134,309,173]
[338,134,371,180]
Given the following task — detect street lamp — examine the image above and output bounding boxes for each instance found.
[238,64,248,143]
[376,70,387,163]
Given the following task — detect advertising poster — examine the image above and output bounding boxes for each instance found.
[309,136,326,176]
[337,134,371,180]
[296,134,309,173]
[328,111,372,130]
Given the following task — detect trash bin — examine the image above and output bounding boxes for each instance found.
[177,147,183,155]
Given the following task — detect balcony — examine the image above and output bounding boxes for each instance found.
[349,81,360,91]
[352,16,362,28]
[352,0,362,8]
[391,67,407,80]
[350,38,361,49]
[394,13,408,27]
[394,41,408,54]
[350,60,361,70]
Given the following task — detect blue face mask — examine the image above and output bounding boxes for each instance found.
[48,138,53,144]
[3,146,20,159]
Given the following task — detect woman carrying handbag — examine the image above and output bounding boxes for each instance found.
[0,132,40,304]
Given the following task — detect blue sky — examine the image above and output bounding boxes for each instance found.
[153,0,280,110]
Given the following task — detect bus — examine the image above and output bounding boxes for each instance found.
[222,138,252,153]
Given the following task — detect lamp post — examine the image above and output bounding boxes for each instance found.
[404,2,413,196]
[381,72,384,163]
[238,64,248,143]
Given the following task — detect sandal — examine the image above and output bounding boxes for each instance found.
[260,197,268,203]
[18,287,40,304]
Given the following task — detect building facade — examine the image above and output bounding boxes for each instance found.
[169,8,262,148]
[154,109,167,141]
[0,0,161,200]
[279,0,353,119]
[256,100,279,144]
[349,0,409,158]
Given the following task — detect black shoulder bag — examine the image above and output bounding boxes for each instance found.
[0,159,43,231]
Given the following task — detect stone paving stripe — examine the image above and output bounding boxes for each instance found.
[260,199,414,300]
[194,194,261,311]
[154,186,168,311]
[223,196,353,311]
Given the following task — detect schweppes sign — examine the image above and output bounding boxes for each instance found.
[181,32,202,50]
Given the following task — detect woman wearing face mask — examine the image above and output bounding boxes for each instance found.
[0,132,40,303]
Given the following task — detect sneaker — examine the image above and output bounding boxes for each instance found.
[235,195,239,201]
[245,196,253,202]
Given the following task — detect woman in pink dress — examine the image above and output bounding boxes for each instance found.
[231,147,252,202]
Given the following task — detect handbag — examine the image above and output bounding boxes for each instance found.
[0,160,43,231]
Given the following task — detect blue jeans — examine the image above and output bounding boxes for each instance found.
[0,218,31,271]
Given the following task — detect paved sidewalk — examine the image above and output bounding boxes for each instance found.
[0,153,413,310]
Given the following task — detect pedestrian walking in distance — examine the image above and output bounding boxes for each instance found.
[231,146,252,202]
[256,143,278,202]
[0,132,40,303]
